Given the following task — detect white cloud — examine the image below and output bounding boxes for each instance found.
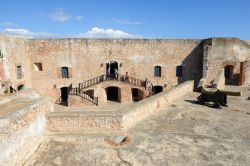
[115,19,142,25]
[2,27,141,39]
[48,9,71,22]
[75,16,84,20]
[0,22,18,27]
[2,28,56,38]
[79,27,140,38]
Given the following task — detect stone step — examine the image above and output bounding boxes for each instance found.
[45,131,131,146]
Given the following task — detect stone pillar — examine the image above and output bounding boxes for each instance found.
[239,61,247,86]
[94,85,106,105]
[121,86,132,103]
[243,60,250,86]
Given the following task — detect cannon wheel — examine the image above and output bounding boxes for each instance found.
[213,102,221,109]
[197,96,204,104]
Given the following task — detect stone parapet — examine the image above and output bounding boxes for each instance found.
[0,97,52,165]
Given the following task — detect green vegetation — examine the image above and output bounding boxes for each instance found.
[3,88,8,94]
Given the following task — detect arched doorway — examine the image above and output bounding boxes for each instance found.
[224,65,234,79]
[224,65,238,85]
[17,84,24,91]
[106,61,118,78]
[60,87,68,106]
[106,86,121,102]
[131,88,144,102]
[154,86,163,94]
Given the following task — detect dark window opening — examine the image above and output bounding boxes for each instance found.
[106,86,121,102]
[176,65,183,77]
[34,63,43,71]
[61,67,69,78]
[131,88,144,102]
[154,66,161,77]
[154,86,163,94]
[17,66,22,79]
[60,87,68,106]
[17,84,24,91]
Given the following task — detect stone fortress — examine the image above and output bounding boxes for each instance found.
[0,34,250,165]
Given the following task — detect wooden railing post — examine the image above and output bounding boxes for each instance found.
[78,83,80,94]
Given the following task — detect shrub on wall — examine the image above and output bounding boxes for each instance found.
[3,88,9,94]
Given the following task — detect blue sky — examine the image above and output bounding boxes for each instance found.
[0,0,250,39]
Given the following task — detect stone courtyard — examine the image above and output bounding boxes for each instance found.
[24,87,250,166]
[0,34,250,165]
[1,81,250,165]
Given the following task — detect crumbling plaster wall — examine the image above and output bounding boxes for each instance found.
[0,35,32,90]
[203,38,250,86]
[0,97,52,165]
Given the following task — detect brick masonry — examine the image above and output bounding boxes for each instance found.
[0,35,249,101]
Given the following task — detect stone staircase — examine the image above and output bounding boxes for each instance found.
[57,74,155,106]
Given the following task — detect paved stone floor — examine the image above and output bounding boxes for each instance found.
[0,99,32,116]
[54,101,130,112]
[26,87,250,166]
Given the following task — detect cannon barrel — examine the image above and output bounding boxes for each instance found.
[202,88,242,96]
[218,89,242,96]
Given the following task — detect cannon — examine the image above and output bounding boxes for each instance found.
[197,88,242,109]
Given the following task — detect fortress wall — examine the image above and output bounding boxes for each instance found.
[1,34,249,98]
[27,39,202,99]
[47,113,124,132]
[0,97,52,165]
[46,80,194,133]
[204,38,250,85]
[0,35,32,90]
[245,40,250,45]
[122,80,194,129]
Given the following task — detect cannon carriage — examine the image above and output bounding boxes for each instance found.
[197,88,241,109]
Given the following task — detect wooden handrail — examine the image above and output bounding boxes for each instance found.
[69,87,98,106]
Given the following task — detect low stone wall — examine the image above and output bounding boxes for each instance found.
[0,97,52,165]
[122,80,194,129]
[47,113,124,132]
[47,80,194,133]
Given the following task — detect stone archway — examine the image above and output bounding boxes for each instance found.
[154,85,163,94]
[131,88,144,102]
[106,86,121,102]
[222,61,246,86]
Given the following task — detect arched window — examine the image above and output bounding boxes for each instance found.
[18,84,24,91]
[61,67,69,78]
[154,66,161,77]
